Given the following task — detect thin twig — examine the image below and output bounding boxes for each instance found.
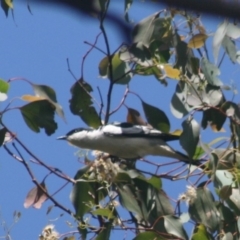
[84,40,106,55]
[218,52,226,68]
[67,58,78,80]
[6,143,74,216]
[81,32,102,79]
[14,136,75,183]
[110,85,129,116]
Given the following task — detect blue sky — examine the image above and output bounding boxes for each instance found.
[0,1,238,239]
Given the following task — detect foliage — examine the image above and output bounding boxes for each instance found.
[2,1,240,240]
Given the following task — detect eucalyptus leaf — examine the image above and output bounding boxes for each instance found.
[173,32,189,72]
[191,224,211,240]
[219,185,232,200]
[170,81,193,118]
[132,12,171,47]
[142,100,170,133]
[213,20,228,64]
[226,188,240,215]
[164,215,188,240]
[0,127,7,147]
[189,186,220,232]
[222,36,237,63]
[70,181,95,218]
[0,79,9,101]
[1,0,11,17]
[20,100,57,136]
[120,43,152,67]
[99,53,132,84]
[92,208,114,219]
[0,78,9,93]
[117,183,147,220]
[32,84,65,121]
[95,222,111,240]
[201,58,222,86]
[180,117,200,158]
[69,79,101,128]
[133,231,163,240]
[226,23,240,39]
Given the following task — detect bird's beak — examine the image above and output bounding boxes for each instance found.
[57,136,67,140]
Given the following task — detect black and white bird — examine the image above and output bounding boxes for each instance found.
[57,122,195,164]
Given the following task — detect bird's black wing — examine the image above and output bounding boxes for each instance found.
[103,122,180,142]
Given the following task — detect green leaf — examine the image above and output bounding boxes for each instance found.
[70,180,95,218]
[132,12,171,47]
[69,79,101,128]
[95,222,112,240]
[217,202,236,233]
[74,166,92,180]
[226,188,240,215]
[4,0,13,8]
[190,57,200,75]
[201,58,222,86]
[120,42,152,67]
[189,186,220,232]
[114,171,132,183]
[32,84,65,121]
[163,215,188,240]
[111,53,132,84]
[146,176,162,190]
[117,183,147,220]
[142,100,170,133]
[99,56,108,77]
[219,185,232,200]
[132,12,161,47]
[212,149,240,170]
[0,78,9,93]
[149,40,170,63]
[20,100,57,136]
[173,33,189,72]
[170,81,192,118]
[191,224,211,240]
[133,231,164,240]
[180,116,200,158]
[0,78,9,101]
[134,177,174,220]
[99,54,132,84]
[1,0,12,17]
[222,36,237,63]
[0,127,7,147]
[226,22,240,39]
[213,21,228,64]
[124,0,133,23]
[201,108,226,131]
[92,208,114,219]
[214,170,234,188]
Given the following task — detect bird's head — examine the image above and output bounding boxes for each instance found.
[57,128,92,144]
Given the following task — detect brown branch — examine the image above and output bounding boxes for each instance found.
[100,1,113,125]
[81,32,102,79]
[13,135,75,183]
[4,144,74,216]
